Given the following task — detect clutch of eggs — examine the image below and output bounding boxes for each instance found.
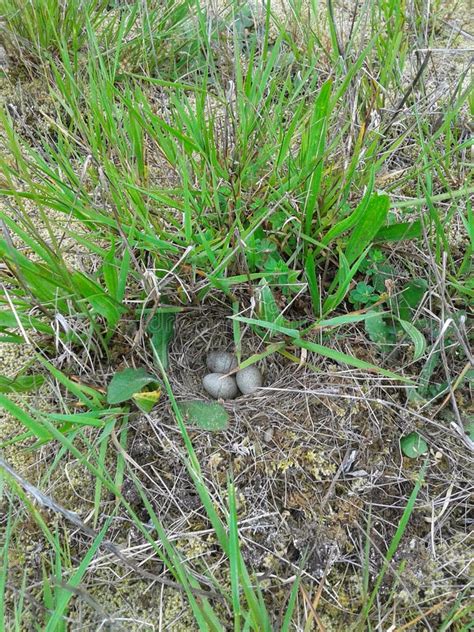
[203,351,263,400]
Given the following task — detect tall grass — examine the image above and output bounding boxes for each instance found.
[3,0,465,354]
[0,0,196,74]
[0,0,110,58]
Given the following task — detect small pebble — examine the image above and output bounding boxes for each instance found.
[236,365,263,395]
[263,428,274,443]
[203,373,239,400]
[0,46,9,71]
[206,351,238,374]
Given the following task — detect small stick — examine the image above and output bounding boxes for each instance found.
[320,447,353,511]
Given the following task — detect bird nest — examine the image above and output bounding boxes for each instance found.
[113,306,469,597]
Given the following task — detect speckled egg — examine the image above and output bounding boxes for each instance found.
[203,373,239,400]
[206,351,238,374]
[236,365,263,395]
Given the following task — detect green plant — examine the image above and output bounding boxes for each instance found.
[40,523,110,632]
[106,366,161,413]
[0,0,195,74]
[148,310,176,371]
[0,373,44,393]
[0,0,107,56]
[178,400,229,431]
[1,0,469,373]
[349,282,380,307]
[357,460,428,626]
[400,432,429,458]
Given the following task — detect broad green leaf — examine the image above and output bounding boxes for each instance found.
[235,343,286,370]
[411,348,441,400]
[375,220,422,242]
[177,400,229,431]
[117,247,130,303]
[320,172,375,248]
[46,410,122,424]
[304,249,321,317]
[0,230,66,284]
[300,79,332,236]
[0,334,24,343]
[365,313,396,350]
[310,311,390,330]
[148,311,175,371]
[9,260,66,304]
[396,279,427,322]
[27,416,110,447]
[323,247,370,314]
[132,389,161,414]
[256,281,282,324]
[0,310,51,334]
[400,432,428,458]
[71,271,124,328]
[102,242,119,299]
[107,367,158,405]
[0,374,44,393]
[344,193,390,265]
[397,318,427,361]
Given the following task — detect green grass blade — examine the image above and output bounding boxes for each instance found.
[44,519,111,632]
[359,459,428,623]
[294,339,412,382]
[0,395,51,441]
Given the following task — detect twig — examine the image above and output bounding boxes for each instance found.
[320,446,352,511]
[394,594,456,631]
[433,361,471,415]
[383,52,432,134]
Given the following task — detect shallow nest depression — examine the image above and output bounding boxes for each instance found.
[24,306,466,629]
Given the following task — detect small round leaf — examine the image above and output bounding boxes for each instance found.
[178,400,229,431]
[400,432,428,459]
